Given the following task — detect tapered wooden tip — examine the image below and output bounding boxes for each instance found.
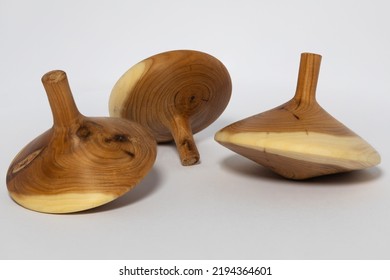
[41,70,67,83]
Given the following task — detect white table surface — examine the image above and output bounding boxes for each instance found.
[1,0,389,259]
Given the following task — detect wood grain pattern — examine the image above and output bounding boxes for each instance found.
[109,50,232,166]
[215,53,381,180]
[7,70,157,213]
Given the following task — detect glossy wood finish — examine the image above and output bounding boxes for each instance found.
[215,53,381,179]
[7,70,157,213]
[109,50,232,166]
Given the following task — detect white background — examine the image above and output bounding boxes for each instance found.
[0,0,389,259]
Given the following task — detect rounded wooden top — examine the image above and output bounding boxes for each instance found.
[109,50,232,142]
[214,52,381,179]
[6,71,157,213]
[41,70,67,83]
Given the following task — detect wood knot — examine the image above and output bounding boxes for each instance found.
[12,149,43,174]
[76,126,91,139]
[123,150,135,158]
[113,134,128,142]
[105,134,129,143]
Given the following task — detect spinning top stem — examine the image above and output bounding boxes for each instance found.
[294,53,321,105]
[170,114,200,166]
[42,70,81,127]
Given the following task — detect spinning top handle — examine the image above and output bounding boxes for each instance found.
[294,53,322,105]
[41,70,81,127]
[170,114,200,166]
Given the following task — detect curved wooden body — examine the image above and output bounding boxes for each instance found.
[109,50,232,165]
[7,70,157,213]
[215,53,381,179]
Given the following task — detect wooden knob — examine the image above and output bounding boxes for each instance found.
[109,50,232,166]
[6,70,157,213]
[215,53,381,180]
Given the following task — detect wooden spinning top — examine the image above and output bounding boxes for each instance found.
[215,53,381,180]
[6,70,157,213]
[109,50,232,166]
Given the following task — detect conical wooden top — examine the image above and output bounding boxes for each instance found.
[215,53,381,179]
[109,50,232,166]
[7,70,157,213]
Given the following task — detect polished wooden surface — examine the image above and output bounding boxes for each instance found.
[109,50,232,165]
[215,53,381,179]
[7,70,157,213]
